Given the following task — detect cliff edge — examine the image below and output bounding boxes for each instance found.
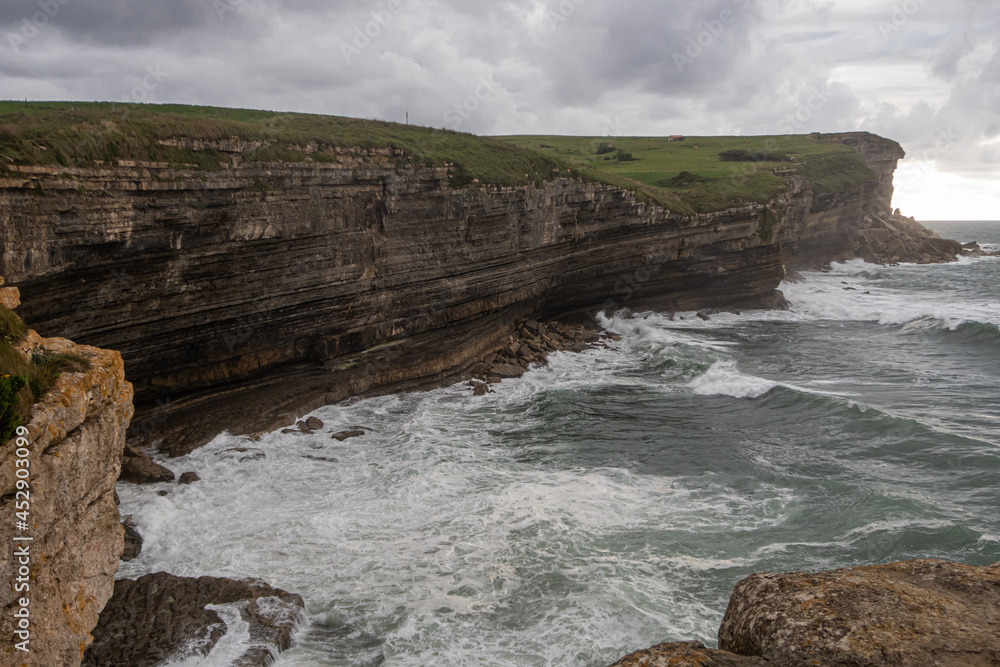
[0,279,133,667]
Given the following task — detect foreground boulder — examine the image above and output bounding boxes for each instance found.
[610,641,767,666]
[718,559,1000,666]
[611,559,1000,667]
[83,572,305,667]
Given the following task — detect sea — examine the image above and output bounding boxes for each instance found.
[117,220,1000,667]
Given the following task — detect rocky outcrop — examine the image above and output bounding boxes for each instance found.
[718,559,1000,666]
[0,282,134,667]
[119,445,175,485]
[611,558,1000,667]
[853,211,981,265]
[82,573,305,667]
[0,132,929,455]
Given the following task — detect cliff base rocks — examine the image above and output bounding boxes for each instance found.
[612,558,1000,667]
[467,320,616,394]
[853,212,980,265]
[119,445,175,484]
[83,573,305,667]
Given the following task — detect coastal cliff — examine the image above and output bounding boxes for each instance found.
[0,283,133,667]
[1,131,905,454]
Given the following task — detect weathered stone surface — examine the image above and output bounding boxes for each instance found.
[609,641,768,667]
[119,445,175,484]
[304,416,324,431]
[121,518,143,562]
[0,304,134,666]
[178,471,200,485]
[718,559,1000,666]
[83,572,305,667]
[0,285,18,309]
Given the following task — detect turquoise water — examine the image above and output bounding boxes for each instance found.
[117,221,1000,666]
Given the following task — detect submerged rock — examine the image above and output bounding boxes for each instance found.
[218,447,266,462]
[332,428,366,441]
[178,471,201,484]
[121,518,143,562]
[83,572,305,667]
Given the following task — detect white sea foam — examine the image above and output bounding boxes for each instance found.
[687,362,777,399]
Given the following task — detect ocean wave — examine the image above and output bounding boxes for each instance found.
[686,361,859,400]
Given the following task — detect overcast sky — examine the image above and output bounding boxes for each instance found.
[2,0,997,219]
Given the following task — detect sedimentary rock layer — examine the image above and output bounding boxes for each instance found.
[0,133,903,452]
[0,291,134,667]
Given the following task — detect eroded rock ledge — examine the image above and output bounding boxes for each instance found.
[83,573,305,667]
[611,558,1000,667]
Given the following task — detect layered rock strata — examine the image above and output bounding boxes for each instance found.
[0,283,134,667]
[611,558,1000,667]
[0,133,919,454]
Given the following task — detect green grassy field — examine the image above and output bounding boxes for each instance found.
[0,101,568,188]
[0,102,874,215]
[496,134,876,214]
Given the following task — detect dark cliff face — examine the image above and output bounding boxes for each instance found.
[0,133,903,451]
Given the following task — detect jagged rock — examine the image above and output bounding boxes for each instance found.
[120,444,175,484]
[304,416,324,430]
[609,641,767,666]
[718,558,1000,666]
[853,213,967,265]
[83,572,305,667]
[492,363,528,378]
[473,383,489,396]
[332,428,366,441]
[121,518,143,562]
[178,471,201,484]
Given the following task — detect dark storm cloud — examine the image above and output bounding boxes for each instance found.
[0,0,219,46]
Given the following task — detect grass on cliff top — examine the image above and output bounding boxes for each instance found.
[0,304,91,443]
[496,134,877,214]
[0,102,875,214]
[0,101,571,189]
